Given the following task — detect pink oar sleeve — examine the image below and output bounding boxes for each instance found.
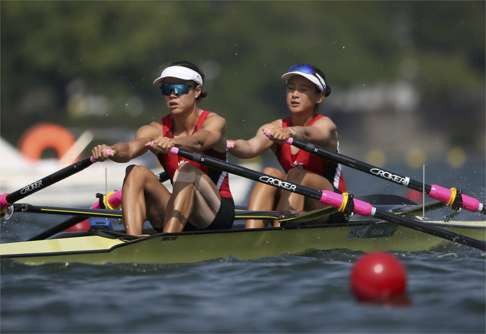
[461,193,484,212]
[0,193,9,208]
[320,190,376,216]
[429,184,484,212]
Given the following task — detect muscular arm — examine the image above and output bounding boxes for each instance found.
[108,123,161,162]
[174,113,227,152]
[228,121,279,159]
[289,118,338,150]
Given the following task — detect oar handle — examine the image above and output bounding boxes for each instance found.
[286,137,485,214]
[1,157,95,207]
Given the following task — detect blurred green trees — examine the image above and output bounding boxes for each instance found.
[1,1,483,149]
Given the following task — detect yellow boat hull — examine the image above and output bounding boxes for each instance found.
[1,220,485,265]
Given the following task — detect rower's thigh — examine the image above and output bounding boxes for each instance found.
[262,166,286,179]
[249,166,286,201]
[174,163,221,226]
[124,165,171,227]
[287,168,333,211]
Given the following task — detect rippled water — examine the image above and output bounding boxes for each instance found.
[1,248,485,333]
[1,161,485,333]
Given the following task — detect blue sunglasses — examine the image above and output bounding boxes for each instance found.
[159,83,193,96]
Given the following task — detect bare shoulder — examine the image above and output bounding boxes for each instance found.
[204,111,226,129]
[313,116,338,149]
[135,122,162,139]
[206,111,226,123]
[314,116,336,130]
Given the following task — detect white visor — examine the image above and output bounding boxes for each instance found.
[281,71,326,92]
[153,65,203,86]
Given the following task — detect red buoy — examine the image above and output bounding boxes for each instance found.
[350,252,407,303]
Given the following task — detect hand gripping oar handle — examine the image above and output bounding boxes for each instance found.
[285,137,485,214]
[170,147,486,251]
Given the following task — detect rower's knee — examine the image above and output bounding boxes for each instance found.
[288,167,333,190]
[174,162,199,183]
[262,166,284,178]
[124,165,152,184]
[286,167,307,182]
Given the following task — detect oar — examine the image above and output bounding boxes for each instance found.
[284,137,485,215]
[0,157,96,210]
[0,145,119,212]
[171,147,486,251]
[29,215,103,241]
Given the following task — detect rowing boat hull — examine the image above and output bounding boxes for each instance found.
[1,220,485,265]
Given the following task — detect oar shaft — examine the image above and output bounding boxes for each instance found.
[287,138,485,214]
[29,216,88,241]
[1,157,94,206]
[289,139,425,191]
[373,210,486,251]
[172,147,486,251]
